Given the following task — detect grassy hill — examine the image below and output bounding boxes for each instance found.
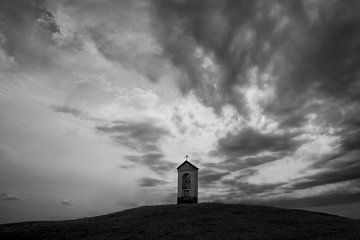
[1,203,359,240]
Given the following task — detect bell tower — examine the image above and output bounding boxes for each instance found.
[177,155,199,204]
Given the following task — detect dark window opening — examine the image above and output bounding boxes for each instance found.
[182,173,191,189]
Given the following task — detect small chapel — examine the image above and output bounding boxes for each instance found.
[177,155,199,204]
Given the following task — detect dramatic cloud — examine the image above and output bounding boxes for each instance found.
[204,155,278,172]
[198,169,228,187]
[0,0,59,66]
[138,177,168,187]
[276,2,360,103]
[125,153,176,175]
[341,119,360,152]
[293,161,360,190]
[151,0,360,118]
[1,0,360,223]
[55,0,168,83]
[96,121,170,153]
[151,0,299,112]
[221,180,284,197]
[213,127,301,158]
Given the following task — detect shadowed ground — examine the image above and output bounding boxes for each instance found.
[1,203,359,240]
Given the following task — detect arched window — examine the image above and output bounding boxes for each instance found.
[182,173,191,189]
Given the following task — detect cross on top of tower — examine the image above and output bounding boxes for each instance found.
[185,154,190,161]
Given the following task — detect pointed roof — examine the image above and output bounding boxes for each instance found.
[177,160,199,171]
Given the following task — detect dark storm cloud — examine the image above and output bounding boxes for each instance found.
[282,4,360,101]
[151,0,307,112]
[222,180,284,196]
[202,169,285,198]
[51,105,82,117]
[198,169,228,187]
[269,3,360,127]
[341,128,360,152]
[292,160,360,190]
[96,121,170,153]
[277,111,308,129]
[60,0,168,83]
[151,0,360,207]
[0,0,59,65]
[151,0,360,125]
[213,127,301,158]
[125,153,176,175]
[138,177,168,187]
[0,193,21,201]
[97,121,172,175]
[205,155,279,173]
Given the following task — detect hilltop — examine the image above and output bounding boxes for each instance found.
[1,203,359,240]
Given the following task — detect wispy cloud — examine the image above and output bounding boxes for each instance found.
[204,155,278,172]
[138,177,168,187]
[51,104,82,117]
[125,153,176,175]
[96,120,170,153]
[0,193,21,201]
[0,0,59,66]
[61,198,73,206]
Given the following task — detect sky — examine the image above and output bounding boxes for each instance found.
[0,0,360,223]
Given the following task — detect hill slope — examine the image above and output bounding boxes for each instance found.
[1,203,359,240]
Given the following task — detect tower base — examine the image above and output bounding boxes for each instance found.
[177,197,198,204]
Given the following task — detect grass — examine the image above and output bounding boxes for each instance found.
[1,203,360,239]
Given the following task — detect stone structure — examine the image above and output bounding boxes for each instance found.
[177,156,199,204]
